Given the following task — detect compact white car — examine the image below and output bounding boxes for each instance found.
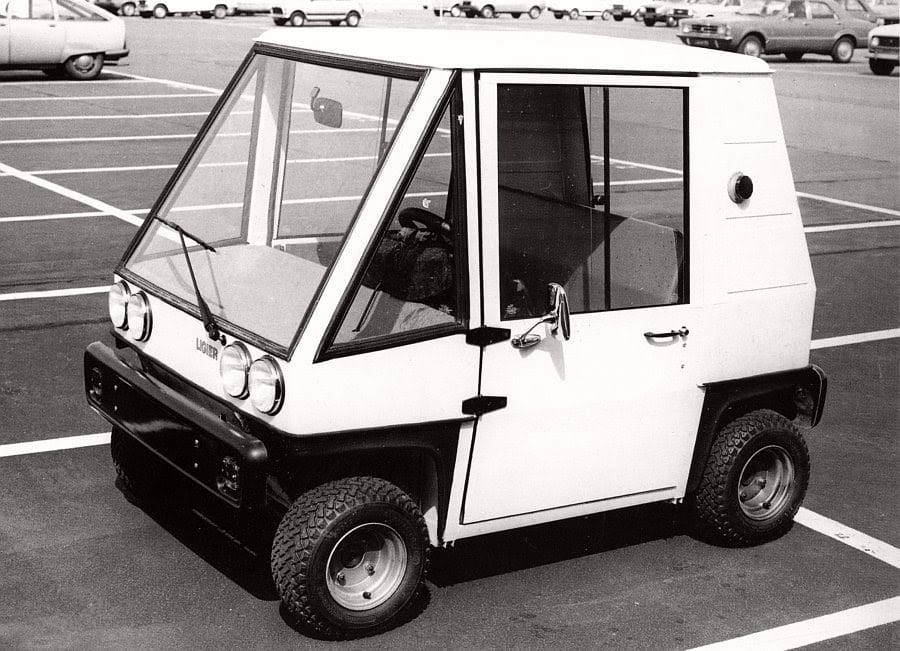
[460,0,545,17]
[271,0,361,25]
[0,0,128,79]
[85,27,827,639]
[423,1,463,15]
[867,22,899,73]
[137,0,230,18]
[547,1,613,18]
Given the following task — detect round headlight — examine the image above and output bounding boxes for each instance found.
[248,356,284,415]
[871,36,880,47]
[108,281,130,329]
[126,291,152,341]
[220,343,251,398]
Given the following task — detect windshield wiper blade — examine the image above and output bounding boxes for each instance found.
[154,215,224,344]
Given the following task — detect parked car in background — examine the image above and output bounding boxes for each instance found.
[833,0,894,23]
[94,0,139,15]
[233,0,273,14]
[547,2,613,19]
[0,0,128,79]
[271,0,361,25]
[423,1,463,15]
[460,1,545,17]
[138,0,230,18]
[867,21,899,71]
[642,0,758,25]
[867,0,899,23]
[678,0,874,61]
[610,0,647,19]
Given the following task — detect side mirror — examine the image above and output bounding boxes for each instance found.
[310,87,343,129]
[512,283,571,348]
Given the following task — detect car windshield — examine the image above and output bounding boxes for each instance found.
[122,52,420,353]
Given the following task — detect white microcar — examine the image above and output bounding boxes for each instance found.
[85,28,828,639]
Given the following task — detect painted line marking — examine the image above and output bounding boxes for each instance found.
[795,507,900,569]
[0,161,142,228]
[690,596,900,650]
[0,93,218,102]
[0,433,110,458]
[798,192,900,218]
[0,78,154,87]
[0,286,109,302]
[0,209,148,224]
[811,328,900,349]
[805,219,900,233]
[0,110,244,122]
[110,72,222,94]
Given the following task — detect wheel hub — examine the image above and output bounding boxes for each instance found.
[326,523,407,611]
[738,445,794,521]
[73,55,94,72]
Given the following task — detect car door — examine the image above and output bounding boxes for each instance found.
[8,0,66,64]
[463,75,705,524]
[807,0,843,48]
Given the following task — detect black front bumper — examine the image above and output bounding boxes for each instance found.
[84,342,268,510]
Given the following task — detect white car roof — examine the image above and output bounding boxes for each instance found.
[255,28,771,75]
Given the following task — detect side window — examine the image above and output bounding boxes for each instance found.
[57,0,101,19]
[809,0,834,16]
[844,0,868,12]
[32,0,54,18]
[497,84,686,320]
[330,90,464,347]
[8,0,31,17]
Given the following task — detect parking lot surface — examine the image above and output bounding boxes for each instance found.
[1,9,897,649]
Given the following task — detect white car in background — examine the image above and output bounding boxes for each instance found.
[460,1,545,18]
[867,22,899,73]
[423,1,463,15]
[547,1,613,19]
[137,0,230,18]
[0,0,128,79]
[271,0,361,25]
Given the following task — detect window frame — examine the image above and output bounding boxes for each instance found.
[316,74,470,363]
[489,75,690,321]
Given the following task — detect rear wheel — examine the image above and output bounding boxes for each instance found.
[120,2,136,16]
[480,5,494,18]
[346,11,360,26]
[601,9,611,19]
[273,16,286,25]
[569,8,579,19]
[450,4,461,17]
[528,5,541,18]
[737,34,764,57]
[869,58,896,75]
[63,53,104,81]
[690,410,809,546]
[152,3,166,18]
[213,4,226,18]
[831,36,854,63]
[666,15,677,26]
[271,477,429,639]
[613,13,624,21]
[289,10,305,25]
[511,11,521,18]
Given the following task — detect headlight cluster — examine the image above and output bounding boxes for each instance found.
[716,25,731,36]
[220,343,285,415]
[109,281,152,341]
[871,36,880,47]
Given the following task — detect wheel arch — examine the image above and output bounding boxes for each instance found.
[740,31,767,47]
[686,365,826,494]
[835,32,857,48]
[263,421,463,546]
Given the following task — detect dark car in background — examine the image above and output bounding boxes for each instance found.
[678,0,875,61]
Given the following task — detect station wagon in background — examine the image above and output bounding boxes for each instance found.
[84,27,827,639]
[460,0,545,17]
[137,0,230,18]
[271,0,361,25]
[679,0,874,61]
[867,21,899,71]
[0,0,128,79]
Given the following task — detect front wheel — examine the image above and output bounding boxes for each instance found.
[601,9,611,19]
[64,53,104,81]
[152,3,166,18]
[690,410,810,546]
[569,8,579,19]
[666,15,677,27]
[450,4,461,17]
[271,477,429,639]
[831,36,854,63]
[528,5,541,18]
[346,11,360,26]
[737,34,764,57]
[480,5,494,18]
[289,10,305,25]
[120,2,136,16]
[213,4,226,18]
[869,58,896,75]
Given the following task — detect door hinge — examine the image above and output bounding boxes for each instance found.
[466,326,510,347]
[462,395,507,416]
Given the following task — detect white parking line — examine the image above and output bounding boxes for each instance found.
[0,161,142,228]
[0,286,109,302]
[690,596,900,650]
[798,192,900,218]
[0,111,244,122]
[0,93,218,102]
[0,432,110,458]
[0,78,153,86]
[795,508,900,569]
[811,328,900,349]
[0,209,148,223]
[805,219,900,233]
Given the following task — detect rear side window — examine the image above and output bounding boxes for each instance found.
[497,84,687,320]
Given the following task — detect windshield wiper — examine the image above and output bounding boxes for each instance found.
[154,215,225,344]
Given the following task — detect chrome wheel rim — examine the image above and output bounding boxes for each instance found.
[738,445,795,521]
[742,39,762,57]
[72,55,96,73]
[325,523,407,611]
[836,40,852,60]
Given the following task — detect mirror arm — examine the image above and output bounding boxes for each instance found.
[511,314,556,349]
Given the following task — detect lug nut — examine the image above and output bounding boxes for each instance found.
[757,478,767,487]
[336,572,345,585]
[363,591,372,600]
[739,492,747,502]
[365,563,375,576]
[762,501,772,509]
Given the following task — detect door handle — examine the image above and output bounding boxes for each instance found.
[644,327,689,339]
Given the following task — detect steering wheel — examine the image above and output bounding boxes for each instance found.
[397,207,451,243]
